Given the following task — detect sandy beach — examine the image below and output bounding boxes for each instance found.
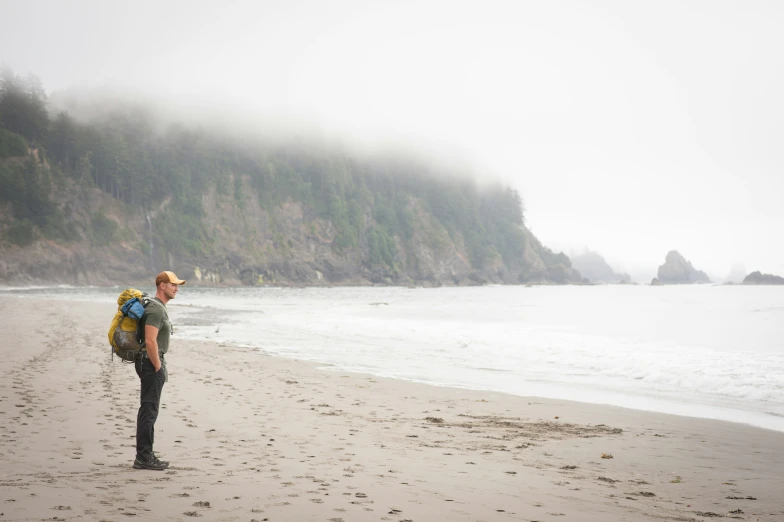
[0,297,782,522]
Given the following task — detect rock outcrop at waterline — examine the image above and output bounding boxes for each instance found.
[656,251,711,284]
[742,271,784,285]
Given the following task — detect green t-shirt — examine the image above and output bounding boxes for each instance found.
[144,297,171,356]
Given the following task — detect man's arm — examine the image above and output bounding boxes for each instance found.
[144,324,162,371]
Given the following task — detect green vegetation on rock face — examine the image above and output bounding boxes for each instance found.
[6,219,35,246]
[0,67,580,285]
[89,213,119,246]
[0,128,28,158]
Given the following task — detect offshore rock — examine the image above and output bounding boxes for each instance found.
[656,251,711,284]
[742,271,784,285]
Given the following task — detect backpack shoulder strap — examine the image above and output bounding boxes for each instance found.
[135,295,156,347]
[136,310,148,347]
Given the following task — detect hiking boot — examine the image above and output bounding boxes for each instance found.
[133,456,169,470]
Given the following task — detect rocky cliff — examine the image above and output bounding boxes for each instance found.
[656,251,711,284]
[1,69,584,287]
[0,177,582,287]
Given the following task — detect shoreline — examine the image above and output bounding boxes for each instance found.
[2,286,783,433]
[173,297,784,435]
[248,351,784,435]
[313,369,784,435]
[1,297,783,521]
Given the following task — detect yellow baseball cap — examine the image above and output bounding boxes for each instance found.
[155,270,186,285]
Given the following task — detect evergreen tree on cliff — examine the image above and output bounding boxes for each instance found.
[0,67,49,144]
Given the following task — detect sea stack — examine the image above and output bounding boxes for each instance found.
[656,251,711,284]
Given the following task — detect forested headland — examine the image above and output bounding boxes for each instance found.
[0,68,582,286]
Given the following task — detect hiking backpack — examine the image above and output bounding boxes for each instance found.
[108,288,151,362]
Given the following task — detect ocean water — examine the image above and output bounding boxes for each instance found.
[5,284,783,431]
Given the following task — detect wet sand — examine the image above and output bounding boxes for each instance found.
[0,297,782,521]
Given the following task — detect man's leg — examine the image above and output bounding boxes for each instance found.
[135,357,165,465]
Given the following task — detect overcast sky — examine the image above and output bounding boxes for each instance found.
[2,0,782,279]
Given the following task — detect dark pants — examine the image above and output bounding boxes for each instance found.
[135,357,165,462]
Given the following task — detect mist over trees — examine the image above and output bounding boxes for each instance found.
[0,68,575,284]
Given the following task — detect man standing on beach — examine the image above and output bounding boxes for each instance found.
[133,270,185,471]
